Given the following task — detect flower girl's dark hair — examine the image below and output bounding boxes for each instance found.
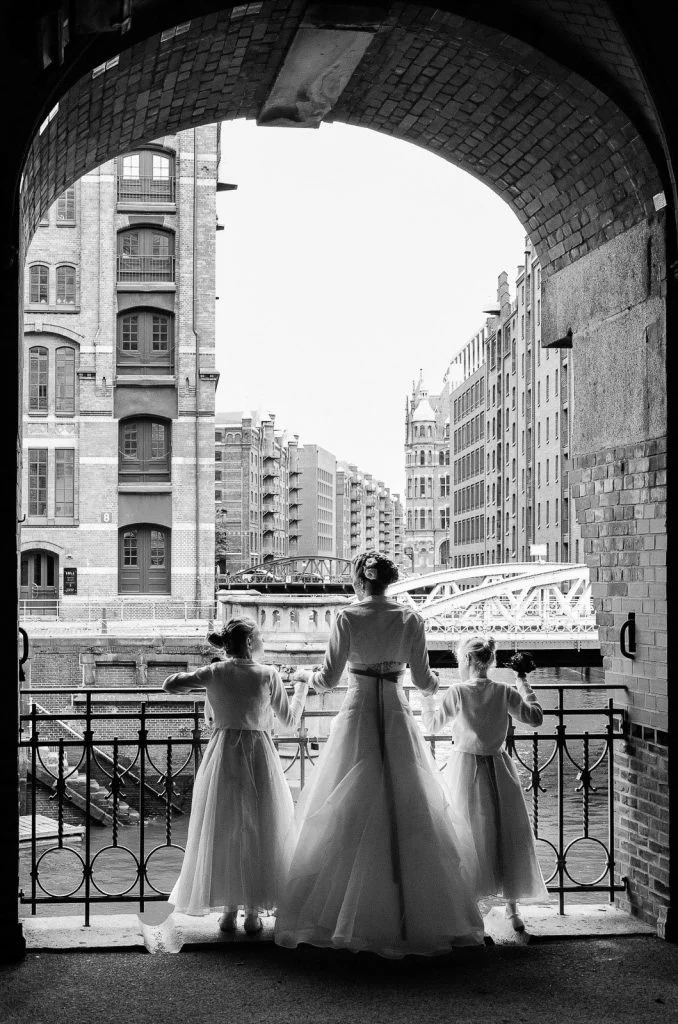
[353,550,399,591]
[207,617,257,656]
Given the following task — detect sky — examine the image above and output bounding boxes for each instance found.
[215,118,525,496]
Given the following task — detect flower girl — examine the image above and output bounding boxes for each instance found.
[163,618,308,934]
[421,638,549,936]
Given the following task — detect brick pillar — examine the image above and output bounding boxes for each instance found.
[570,437,670,931]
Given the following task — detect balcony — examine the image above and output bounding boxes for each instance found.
[117,175,176,206]
[117,255,175,284]
[17,680,629,933]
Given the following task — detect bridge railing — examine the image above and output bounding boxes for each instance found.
[18,683,626,923]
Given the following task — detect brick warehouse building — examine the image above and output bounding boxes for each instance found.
[2,1,678,956]
[20,126,220,610]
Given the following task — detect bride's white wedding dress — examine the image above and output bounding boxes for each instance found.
[274,596,484,958]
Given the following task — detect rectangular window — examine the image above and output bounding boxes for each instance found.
[55,449,75,516]
[55,348,75,414]
[29,449,48,515]
[56,187,75,222]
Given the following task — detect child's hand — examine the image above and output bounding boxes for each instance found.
[292,669,312,684]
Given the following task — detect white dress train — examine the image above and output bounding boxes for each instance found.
[274,597,485,957]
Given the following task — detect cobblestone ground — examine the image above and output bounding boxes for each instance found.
[2,936,677,1024]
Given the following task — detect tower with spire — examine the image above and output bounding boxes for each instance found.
[403,370,451,572]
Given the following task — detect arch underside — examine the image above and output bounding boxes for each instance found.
[21,3,662,279]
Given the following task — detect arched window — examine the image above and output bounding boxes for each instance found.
[119,418,171,482]
[55,347,76,414]
[419,451,425,466]
[56,265,77,305]
[439,451,444,465]
[117,309,174,374]
[28,347,48,412]
[117,228,175,282]
[117,149,176,203]
[119,525,171,594]
[427,426,432,437]
[29,265,49,304]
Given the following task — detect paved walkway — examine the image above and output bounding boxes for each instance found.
[2,933,677,1024]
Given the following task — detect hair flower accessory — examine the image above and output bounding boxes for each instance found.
[363,554,379,581]
[509,651,536,677]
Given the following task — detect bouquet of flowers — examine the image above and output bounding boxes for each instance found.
[508,650,536,678]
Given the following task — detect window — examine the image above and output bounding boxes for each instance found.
[117,310,174,374]
[28,347,48,412]
[29,265,49,304]
[55,347,75,414]
[28,449,47,515]
[119,418,171,482]
[56,265,76,304]
[55,449,75,516]
[56,186,75,223]
[117,150,176,203]
[117,228,175,282]
[440,507,450,529]
[119,525,171,593]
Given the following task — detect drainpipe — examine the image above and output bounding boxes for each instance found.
[193,130,201,607]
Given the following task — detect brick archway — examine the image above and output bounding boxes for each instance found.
[3,1,676,958]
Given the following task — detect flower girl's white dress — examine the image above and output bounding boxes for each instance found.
[274,596,484,958]
[421,675,549,904]
[166,659,307,915]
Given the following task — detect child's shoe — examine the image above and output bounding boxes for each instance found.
[219,909,238,932]
[244,911,263,934]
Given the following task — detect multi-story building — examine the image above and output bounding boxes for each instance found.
[214,410,289,573]
[450,328,487,568]
[404,374,453,571]
[20,126,220,608]
[291,444,337,557]
[414,241,582,572]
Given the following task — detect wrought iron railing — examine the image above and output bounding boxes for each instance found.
[117,176,176,204]
[116,255,175,283]
[19,599,217,622]
[19,683,626,923]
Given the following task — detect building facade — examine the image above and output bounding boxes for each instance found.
[404,374,453,571]
[214,410,289,574]
[21,126,220,609]
[410,241,583,571]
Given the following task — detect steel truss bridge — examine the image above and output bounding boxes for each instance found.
[389,563,598,651]
[218,560,599,656]
[218,556,353,591]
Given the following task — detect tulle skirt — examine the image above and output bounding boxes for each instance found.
[274,678,484,958]
[440,749,549,903]
[169,728,294,915]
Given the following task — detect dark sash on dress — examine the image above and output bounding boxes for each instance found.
[351,666,408,940]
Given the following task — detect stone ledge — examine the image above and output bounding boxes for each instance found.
[22,904,656,954]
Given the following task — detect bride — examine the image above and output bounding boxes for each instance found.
[274,551,484,958]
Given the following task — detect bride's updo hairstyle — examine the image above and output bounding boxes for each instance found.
[207,617,257,657]
[457,635,497,673]
[353,550,399,593]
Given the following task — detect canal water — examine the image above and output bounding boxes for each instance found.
[21,665,619,919]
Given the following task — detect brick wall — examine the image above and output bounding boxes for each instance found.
[570,435,669,930]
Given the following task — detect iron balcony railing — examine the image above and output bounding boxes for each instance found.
[18,683,627,923]
[116,255,175,283]
[18,598,217,623]
[117,176,176,204]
